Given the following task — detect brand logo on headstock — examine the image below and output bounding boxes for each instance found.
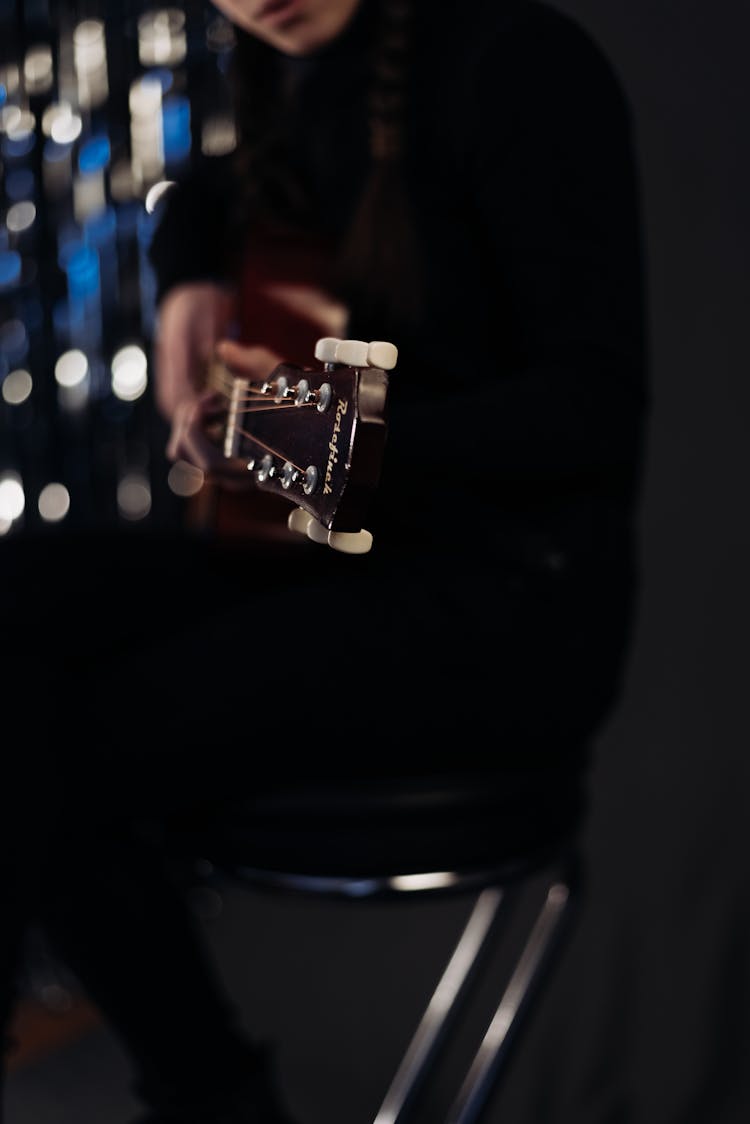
[323,398,348,495]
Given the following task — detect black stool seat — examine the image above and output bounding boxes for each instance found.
[175,765,587,883]
[165,765,587,1124]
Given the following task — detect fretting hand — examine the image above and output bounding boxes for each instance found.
[153,281,238,423]
[165,339,285,483]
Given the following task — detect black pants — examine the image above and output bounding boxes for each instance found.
[1,524,636,1115]
[1,734,268,1119]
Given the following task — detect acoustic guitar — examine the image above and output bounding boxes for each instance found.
[181,228,396,553]
[201,335,397,554]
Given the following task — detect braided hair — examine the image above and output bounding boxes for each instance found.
[227,0,423,333]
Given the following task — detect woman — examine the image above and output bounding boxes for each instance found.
[1,2,647,1122]
[149,0,647,761]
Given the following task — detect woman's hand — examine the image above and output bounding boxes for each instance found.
[153,281,239,422]
[165,339,285,485]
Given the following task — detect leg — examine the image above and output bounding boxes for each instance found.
[29,749,297,1123]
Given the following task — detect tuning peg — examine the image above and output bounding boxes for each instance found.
[367,341,398,370]
[328,529,374,554]
[287,507,313,536]
[288,507,373,554]
[315,337,398,371]
[332,339,398,370]
[305,517,331,545]
[334,339,369,367]
[314,337,342,364]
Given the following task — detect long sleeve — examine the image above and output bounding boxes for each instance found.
[472,5,648,481]
[372,3,649,550]
[147,153,243,304]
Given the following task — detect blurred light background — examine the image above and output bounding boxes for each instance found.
[0,1,231,537]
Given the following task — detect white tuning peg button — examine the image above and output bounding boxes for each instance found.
[367,341,398,370]
[306,518,331,545]
[314,337,342,364]
[314,337,344,364]
[287,507,313,536]
[327,529,374,555]
[334,339,370,367]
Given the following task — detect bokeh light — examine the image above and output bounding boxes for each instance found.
[111,344,148,401]
[38,482,71,523]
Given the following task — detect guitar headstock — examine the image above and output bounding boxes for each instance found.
[209,337,397,554]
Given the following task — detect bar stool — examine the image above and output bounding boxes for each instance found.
[173,764,587,1124]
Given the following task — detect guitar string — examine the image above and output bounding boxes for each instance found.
[233,401,317,415]
[217,388,318,409]
[207,369,320,411]
[207,365,295,395]
[235,427,306,475]
[212,381,280,399]
[208,364,323,471]
[207,361,330,390]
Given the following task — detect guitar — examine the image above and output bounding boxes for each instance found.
[203,336,397,554]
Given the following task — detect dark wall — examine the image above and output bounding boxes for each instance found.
[500,2,750,1120]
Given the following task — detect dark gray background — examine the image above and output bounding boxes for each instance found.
[6,1,750,1122]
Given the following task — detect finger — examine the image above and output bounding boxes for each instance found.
[156,335,195,420]
[214,340,284,380]
[166,397,203,461]
[165,401,190,462]
[179,402,229,474]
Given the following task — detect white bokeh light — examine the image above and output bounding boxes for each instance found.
[38,482,71,523]
[6,109,35,140]
[168,460,205,498]
[42,101,74,137]
[24,44,54,95]
[6,201,36,234]
[117,473,151,521]
[73,20,109,109]
[145,179,175,214]
[2,369,33,405]
[55,350,89,388]
[111,344,148,401]
[201,115,237,157]
[0,473,25,524]
[51,112,83,144]
[137,9,187,67]
[0,106,22,134]
[0,65,20,98]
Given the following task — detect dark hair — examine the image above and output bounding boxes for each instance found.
[228,0,423,333]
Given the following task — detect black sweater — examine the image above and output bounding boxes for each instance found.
[150,0,647,545]
[147,0,649,762]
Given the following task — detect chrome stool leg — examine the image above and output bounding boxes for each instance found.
[446,879,575,1124]
[374,888,506,1124]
